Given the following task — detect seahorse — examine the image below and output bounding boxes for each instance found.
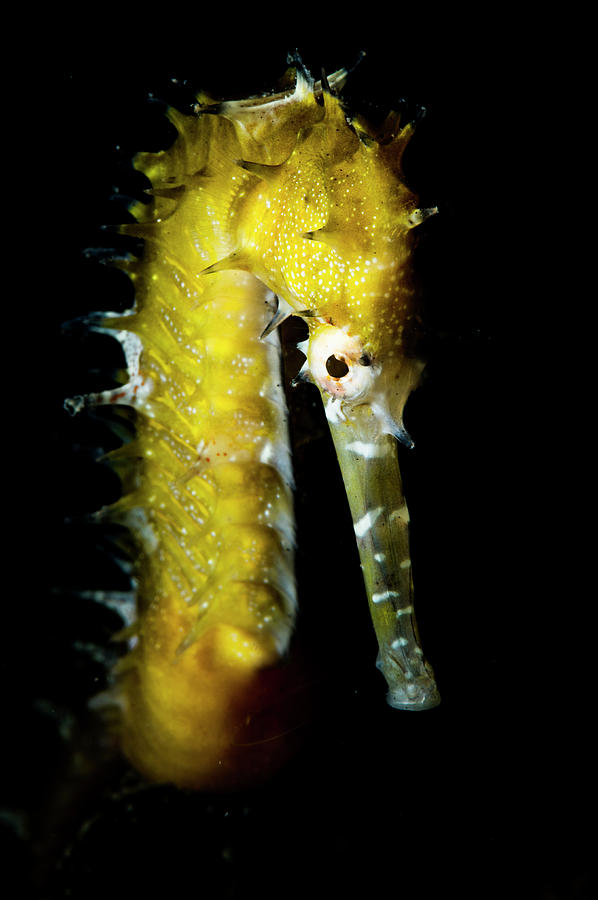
[66,57,439,790]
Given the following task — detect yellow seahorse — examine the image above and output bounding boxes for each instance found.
[66,58,439,790]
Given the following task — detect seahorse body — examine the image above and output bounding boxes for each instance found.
[102,271,297,789]
[71,61,439,790]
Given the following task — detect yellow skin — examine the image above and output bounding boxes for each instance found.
[72,64,439,790]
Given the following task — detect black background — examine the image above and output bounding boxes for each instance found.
[3,13,589,900]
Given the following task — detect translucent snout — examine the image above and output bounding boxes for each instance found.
[327,405,440,710]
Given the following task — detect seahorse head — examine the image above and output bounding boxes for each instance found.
[208,61,436,446]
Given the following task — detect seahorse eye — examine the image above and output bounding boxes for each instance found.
[326,354,349,378]
[306,324,378,403]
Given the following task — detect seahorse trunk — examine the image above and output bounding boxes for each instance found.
[327,408,440,709]
[85,266,302,789]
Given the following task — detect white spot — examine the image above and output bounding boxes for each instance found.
[396,605,413,618]
[374,552,386,563]
[260,440,274,465]
[122,508,159,554]
[353,506,383,538]
[391,637,409,649]
[346,441,384,459]
[324,395,347,424]
[116,330,143,376]
[400,559,411,570]
[372,590,400,604]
